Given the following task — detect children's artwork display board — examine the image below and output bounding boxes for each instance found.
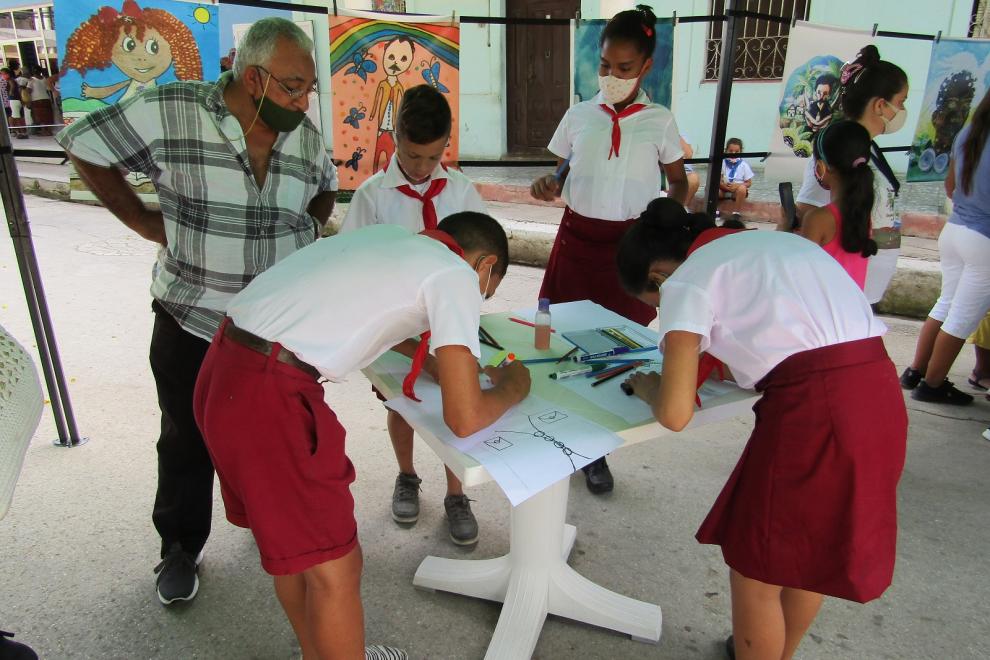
[570,18,674,107]
[55,0,219,202]
[329,10,460,190]
[764,21,873,182]
[907,38,990,183]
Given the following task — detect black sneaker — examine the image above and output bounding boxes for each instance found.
[444,494,479,546]
[582,456,614,494]
[899,367,923,390]
[0,630,38,660]
[154,543,203,605]
[912,379,974,405]
[725,634,735,660]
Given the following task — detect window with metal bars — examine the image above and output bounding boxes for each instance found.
[704,0,811,81]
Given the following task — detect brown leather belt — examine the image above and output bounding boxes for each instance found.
[223,321,320,379]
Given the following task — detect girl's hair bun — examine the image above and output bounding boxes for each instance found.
[855,45,881,67]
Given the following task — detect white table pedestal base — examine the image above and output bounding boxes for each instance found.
[413,478,662,659]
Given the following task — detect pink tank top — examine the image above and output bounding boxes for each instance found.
[821,203,868,290]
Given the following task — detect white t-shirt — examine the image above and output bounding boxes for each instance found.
[340,155,486,233]
[549,90,683,221]
[657,230,886,389]
[227,225,482,382]
[28,77,48,101]
[795,156,898,231]
[720,159,754,184]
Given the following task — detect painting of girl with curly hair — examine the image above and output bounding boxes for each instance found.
[55,0,217,121]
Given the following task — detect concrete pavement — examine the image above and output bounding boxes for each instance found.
[1,196,988,659]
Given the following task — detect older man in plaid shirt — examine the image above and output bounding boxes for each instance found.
[57,18,337,605]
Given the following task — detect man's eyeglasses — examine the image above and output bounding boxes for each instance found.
[255,65,318,99]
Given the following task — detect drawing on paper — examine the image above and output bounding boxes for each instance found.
[490,411,591,471]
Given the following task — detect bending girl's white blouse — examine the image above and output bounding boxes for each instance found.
[656,231,886,389]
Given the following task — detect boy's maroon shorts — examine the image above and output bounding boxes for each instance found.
[193,330,357,576]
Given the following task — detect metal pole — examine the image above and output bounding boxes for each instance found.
[0,99,86,447]
[705,1,742,217]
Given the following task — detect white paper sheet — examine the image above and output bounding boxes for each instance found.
[384,374,622,506]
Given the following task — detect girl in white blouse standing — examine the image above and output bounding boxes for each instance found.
[621,198,907,660]
[530,5,687,494]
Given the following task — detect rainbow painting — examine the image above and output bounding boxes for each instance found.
[330,14,460,190]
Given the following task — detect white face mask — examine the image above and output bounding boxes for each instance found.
[881,101,907,134]
[598,74,639,106]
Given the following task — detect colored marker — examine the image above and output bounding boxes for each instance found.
[576,346,654,363]
[500,353,516,367]
[553,157,571,182]
[486,350,509,368]
[549,363,610,380]
[591,362,640,387]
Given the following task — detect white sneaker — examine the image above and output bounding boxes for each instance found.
[982,427,990,442]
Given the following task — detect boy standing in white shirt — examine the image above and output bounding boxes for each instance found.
[195,213,530,659]
[340,85,488,545]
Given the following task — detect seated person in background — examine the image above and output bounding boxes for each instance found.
[718,138,754,218]
[194,213,531,660]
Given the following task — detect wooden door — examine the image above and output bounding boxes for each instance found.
[506,0,578,154]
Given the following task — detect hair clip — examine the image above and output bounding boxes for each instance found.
[851,157,868,168]
[839,62,864,86]
[642,25,653,37]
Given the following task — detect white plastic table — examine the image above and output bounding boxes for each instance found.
[363,301,758,659]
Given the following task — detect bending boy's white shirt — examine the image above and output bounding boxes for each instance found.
[340,155,487,233]
[227,225,482,382]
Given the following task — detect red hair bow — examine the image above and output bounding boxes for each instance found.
[642,25,654,37]
[98,0,142,25]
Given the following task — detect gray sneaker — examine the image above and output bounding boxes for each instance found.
[391,473,422,524]
[365,645,408,660]
[444,495,479,546]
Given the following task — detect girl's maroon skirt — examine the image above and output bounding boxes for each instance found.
[695,337,907,603]
[538,207,655,326]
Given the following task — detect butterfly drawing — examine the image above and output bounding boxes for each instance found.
[343,104,367,129]
[345,50,377,82]
[345,147,366,171]
[420,57,449,93]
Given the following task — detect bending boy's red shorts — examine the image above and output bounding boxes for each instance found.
[193,327,357,576]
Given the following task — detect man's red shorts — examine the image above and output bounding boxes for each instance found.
[193,329,357,576]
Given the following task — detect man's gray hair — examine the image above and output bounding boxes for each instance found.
[233,18,314,80]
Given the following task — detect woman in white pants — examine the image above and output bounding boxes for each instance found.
[901,90,990,405]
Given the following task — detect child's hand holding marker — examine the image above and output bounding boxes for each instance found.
[624,371,662,403]
[482,356,531,401]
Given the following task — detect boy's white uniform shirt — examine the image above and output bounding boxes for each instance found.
[657,231,886,389]
[227,225,482,382]
[548,89,683,221]
[341,155,487,233]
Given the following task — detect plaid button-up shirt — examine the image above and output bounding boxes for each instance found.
[57,73,338,341]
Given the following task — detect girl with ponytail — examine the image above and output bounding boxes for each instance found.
[798,120,877,289]
[790,45,909,306]
[902,88,990,405]
[618,197,907,659]
[530,4,688,494]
